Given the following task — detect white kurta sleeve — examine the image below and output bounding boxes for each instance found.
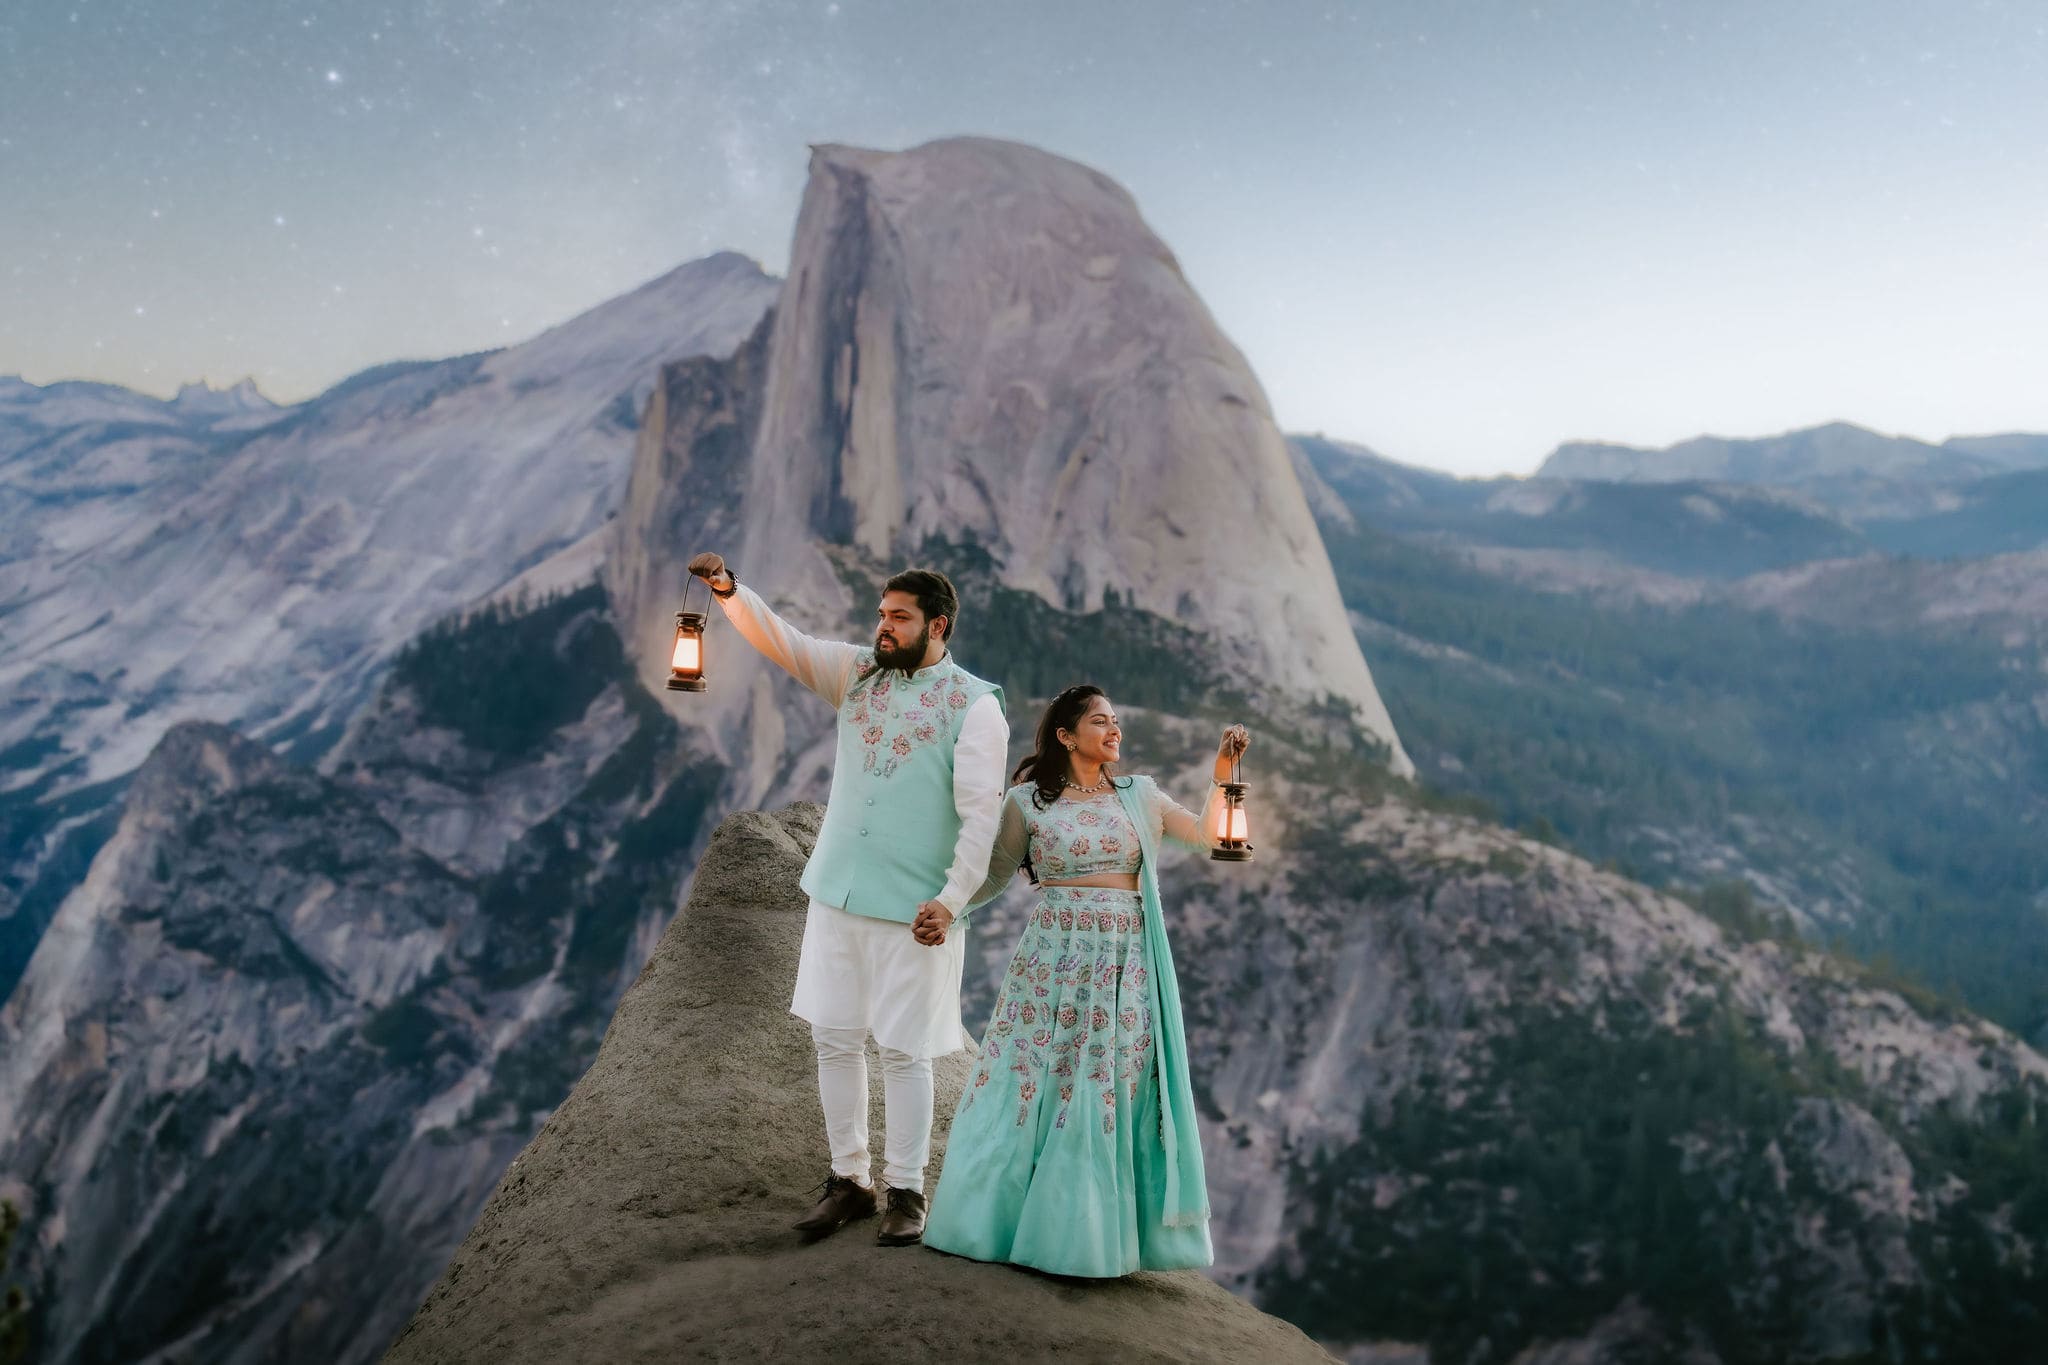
[1152,776,1218,852]
[934,693,1011,915]
[713,581,862,707]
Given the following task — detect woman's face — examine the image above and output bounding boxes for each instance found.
[1061,695,1121,768]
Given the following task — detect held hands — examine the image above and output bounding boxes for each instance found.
[911,899,954,947]
[687,551,734,593]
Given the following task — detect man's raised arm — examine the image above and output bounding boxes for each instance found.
[688,552,861,707]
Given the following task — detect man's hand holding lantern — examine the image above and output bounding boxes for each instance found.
[687,551,734,593]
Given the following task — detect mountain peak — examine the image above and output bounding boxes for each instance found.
[478,250,780,392]
[167,375,277,415]
[609,137,1411,772]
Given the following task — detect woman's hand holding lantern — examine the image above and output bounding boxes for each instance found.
[1211,724,1249,784]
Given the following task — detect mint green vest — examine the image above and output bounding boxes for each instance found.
[801,651,1003,923]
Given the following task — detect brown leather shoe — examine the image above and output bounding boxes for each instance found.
[793,1175,877,1240]
[876,1186,927,1247]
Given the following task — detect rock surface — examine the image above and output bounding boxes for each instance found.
[385,803,1335,1365]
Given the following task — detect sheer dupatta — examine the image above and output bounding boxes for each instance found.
[1120,774,1212,1229]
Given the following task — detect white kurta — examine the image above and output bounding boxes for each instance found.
[716,582,1008,1058]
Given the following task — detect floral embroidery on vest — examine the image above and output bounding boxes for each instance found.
[844,651,980,780]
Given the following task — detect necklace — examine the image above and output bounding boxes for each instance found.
[1063,773,1112,795]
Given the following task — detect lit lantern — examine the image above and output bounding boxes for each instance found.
[666,582,710,693]
[1209,758,1253,863]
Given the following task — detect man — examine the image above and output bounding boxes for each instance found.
[687,552,1008,1247]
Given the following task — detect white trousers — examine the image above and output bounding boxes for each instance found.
[793,898,972,1194]
[813,1024,934,1193]
[789,898,975,1059]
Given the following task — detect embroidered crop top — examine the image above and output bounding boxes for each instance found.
[966,775,1218,912]
[1022,786,1143,880]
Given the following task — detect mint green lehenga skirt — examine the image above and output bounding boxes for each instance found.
[924,886,1213,1277]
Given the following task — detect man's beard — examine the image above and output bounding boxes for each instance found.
[874,621,932,672]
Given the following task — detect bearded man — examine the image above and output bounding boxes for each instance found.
[686,552,1008,1248]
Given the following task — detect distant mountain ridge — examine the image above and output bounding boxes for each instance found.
[1295,434,1870,580]
[1538,421,2048,487]
[1299,424,2048,577]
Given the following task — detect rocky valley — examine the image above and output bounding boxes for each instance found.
[2,138,2044,1364]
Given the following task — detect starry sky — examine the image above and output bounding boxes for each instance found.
[3,0,2044,476]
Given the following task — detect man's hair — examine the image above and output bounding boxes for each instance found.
[882,568,961,642]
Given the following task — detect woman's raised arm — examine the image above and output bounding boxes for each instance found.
[1156,724,1248,850]
[1155,780,1217,852]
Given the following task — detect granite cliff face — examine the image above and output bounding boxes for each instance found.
[386,803,1337,1365]
[0,586,719,1365]
[604,138,1411,785]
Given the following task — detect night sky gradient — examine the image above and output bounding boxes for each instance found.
[4,0,2043,474]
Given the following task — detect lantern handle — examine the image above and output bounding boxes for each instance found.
[679,572,703,616]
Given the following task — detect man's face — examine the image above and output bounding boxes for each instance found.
[875,590,935,669]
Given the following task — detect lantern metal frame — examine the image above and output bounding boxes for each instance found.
[665,576,710,693]
[1209,749,1253,863]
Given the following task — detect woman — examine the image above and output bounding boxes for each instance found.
[923,684,1250,1277]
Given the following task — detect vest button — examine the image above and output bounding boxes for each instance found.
[859,827,869,836]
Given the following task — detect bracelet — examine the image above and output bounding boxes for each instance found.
[710,570,738,600]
